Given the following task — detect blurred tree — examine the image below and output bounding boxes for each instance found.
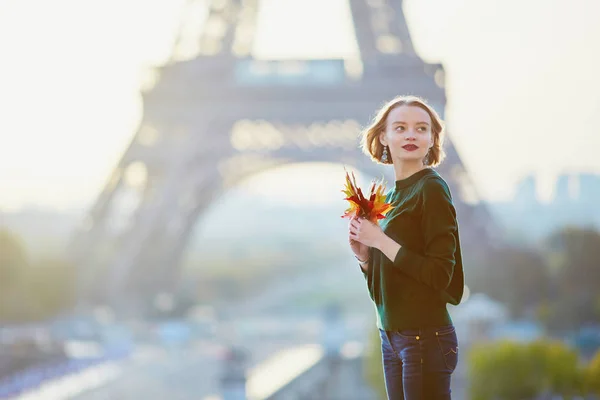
[0,229,30,321]
[586,349,600,396]
[535,340,585,398]
[469,340,586,399]
[467,227,600,331]
[468,246,550,318]
[535,299,553,328]
[27,257,76,319]
[545,227,600,330]
[0,229,28,287]
[0,229,76,322]
[469,341,543,400]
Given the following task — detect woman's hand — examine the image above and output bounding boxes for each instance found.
[348,217,369,261]
[349,217,385,249]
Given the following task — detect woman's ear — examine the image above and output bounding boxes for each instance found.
[379,132,387,147]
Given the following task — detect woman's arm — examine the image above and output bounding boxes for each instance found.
[377,234,402,265]
[351,178,458,291]
[385,178,458,291]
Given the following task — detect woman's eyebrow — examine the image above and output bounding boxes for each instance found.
[391,121,430,125]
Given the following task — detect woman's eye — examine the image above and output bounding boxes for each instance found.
[417,126,427,132]
[395,126,405,131]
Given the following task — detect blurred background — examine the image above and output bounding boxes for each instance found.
[1,0,600,399]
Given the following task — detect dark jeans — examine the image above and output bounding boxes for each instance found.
[379,324,459,400]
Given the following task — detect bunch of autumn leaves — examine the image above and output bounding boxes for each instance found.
[341,168,394,223]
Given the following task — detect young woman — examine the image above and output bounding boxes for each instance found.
[348,95,464,399]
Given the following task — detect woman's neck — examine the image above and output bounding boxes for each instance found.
[393,161,428,181]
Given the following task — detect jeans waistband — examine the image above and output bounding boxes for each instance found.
[390,324,454,337]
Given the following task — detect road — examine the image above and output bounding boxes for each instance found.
[62,262,373,400]
[70,337,302,400]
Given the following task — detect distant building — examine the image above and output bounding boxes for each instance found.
[490,172,600,242]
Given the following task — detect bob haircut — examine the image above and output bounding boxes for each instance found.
[360,95,446,167]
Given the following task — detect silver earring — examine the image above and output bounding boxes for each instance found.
[424,149,431,165]
[381,145,389,163]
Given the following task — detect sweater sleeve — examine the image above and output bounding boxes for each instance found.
[391,178,457,291]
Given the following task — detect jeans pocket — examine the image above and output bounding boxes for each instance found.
[396,329,420,339]
[436,328,459,372]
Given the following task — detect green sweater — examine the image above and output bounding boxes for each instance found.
[361,168,464,331]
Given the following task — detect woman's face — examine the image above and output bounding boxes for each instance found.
[380,105,434,165]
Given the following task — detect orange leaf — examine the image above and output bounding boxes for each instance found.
[341,170,394,222]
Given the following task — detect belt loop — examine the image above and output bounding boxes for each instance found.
[418,327,424,366]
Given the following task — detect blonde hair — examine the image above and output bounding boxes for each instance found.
[360,95,446,167]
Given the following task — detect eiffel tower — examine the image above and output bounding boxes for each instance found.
[69,0,498,313]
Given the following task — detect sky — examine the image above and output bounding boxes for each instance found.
[0,0,599,211]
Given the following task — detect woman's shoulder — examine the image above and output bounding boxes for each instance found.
[420,170,453,199]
